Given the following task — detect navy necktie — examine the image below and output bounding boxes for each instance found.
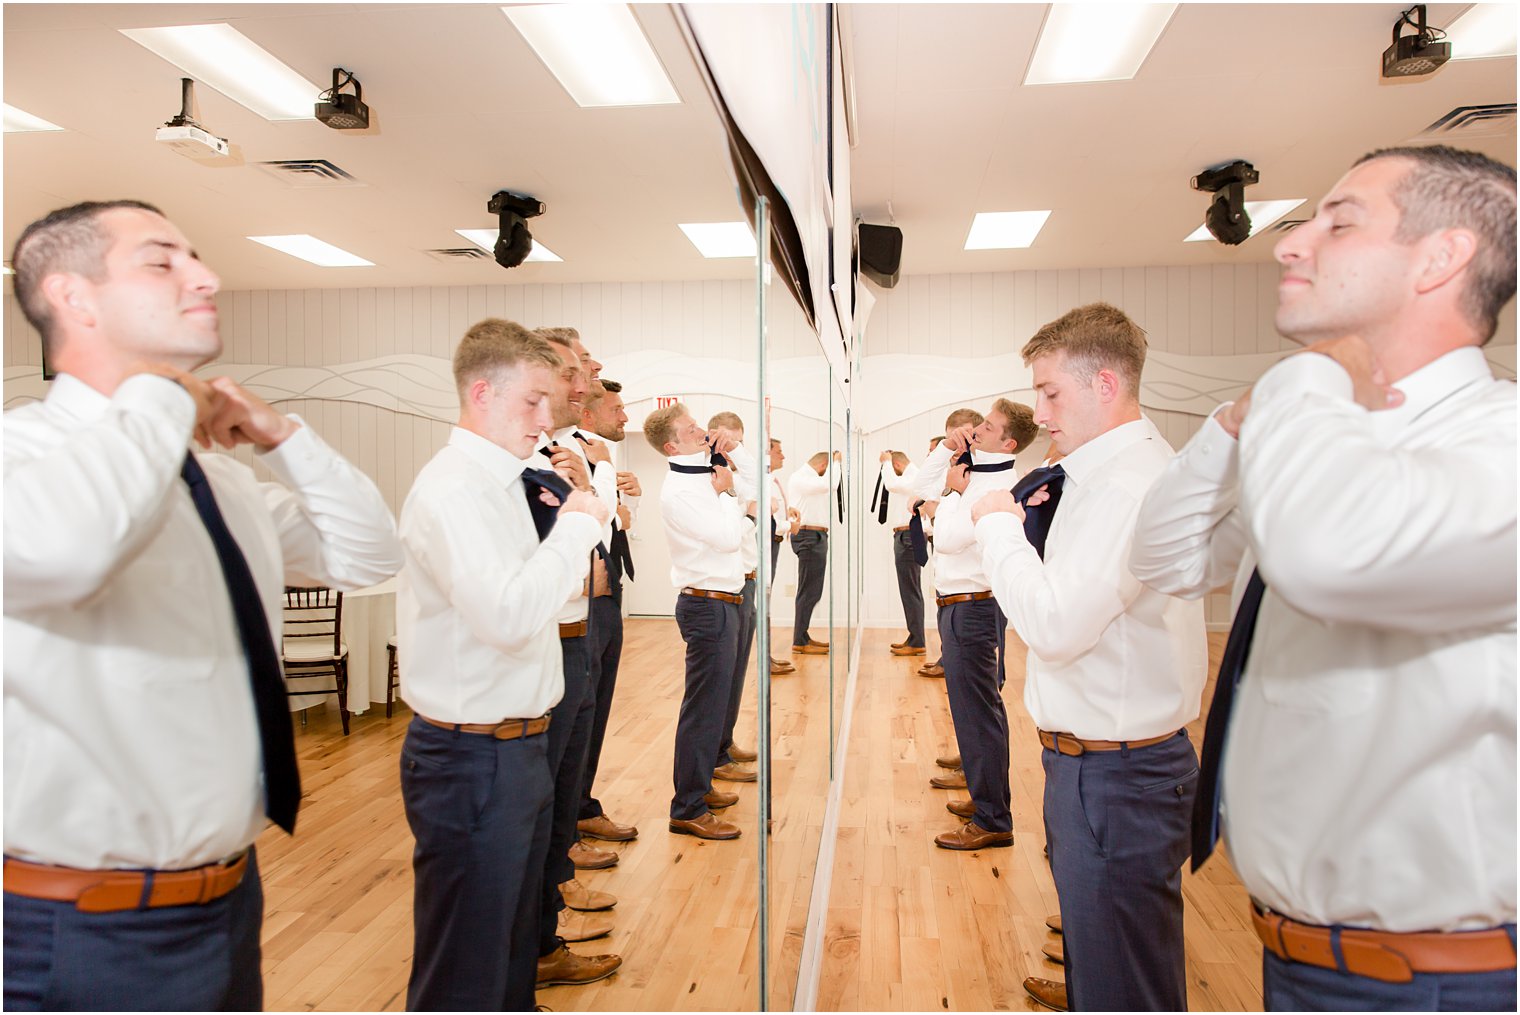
[610,523,635,581]
[1191,568,1267,871]
[908,502,930,566]
[1012,464,1066,559]
[181,454,302,834]
[521,466,570,540]
[669,462,714,475]
[872,473,888,525]
[969,460,1015,474]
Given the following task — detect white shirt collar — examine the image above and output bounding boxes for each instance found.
[1373,346,1495,437]
[1057,418,1157,485]
[670,450,710,468]
[970,448,1016,465]
[45,373,114,423]
[449,427,530,487]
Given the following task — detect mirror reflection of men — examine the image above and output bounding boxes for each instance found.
[879,449,927,656]
[787,450,839,654]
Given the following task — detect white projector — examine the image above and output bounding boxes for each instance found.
[155,124,231,161]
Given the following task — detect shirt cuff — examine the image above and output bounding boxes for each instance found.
[1182,413,1241,486]
[256,414,329,484]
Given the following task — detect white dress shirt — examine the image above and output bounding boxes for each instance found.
[660,451,747,593]
[769,472,789,542]
[1130,347,1517,932]
[879,460,921,529]
[915,444,1018,595]
[399,428,604,725]
[976,418,1206,739]
[537,427,615,622]
[728,443,762,575]
[4,373,402,870]
[787,461,836,528]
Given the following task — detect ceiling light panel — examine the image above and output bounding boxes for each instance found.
[502,4,679,107]
[455,229,562,262]
[679,222,757,258]
[1025,3,1178,85]
[3,104,64,133]
[248,235,372,267]
[964,211,1052,250]
[1444,4,1518,60]
[1183,199,1306,242]
[120,24,322,120]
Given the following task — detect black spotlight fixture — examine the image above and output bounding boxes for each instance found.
[1191,160,1259,246]
[1382,5,1450,79]
[315,68,370,129]
[487,190,545,270]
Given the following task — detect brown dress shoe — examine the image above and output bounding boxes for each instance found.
[536,944,622,987]
[890,644,927,656]
[568,840,618,870]
[669,811,741,840]
[1023,977,1068,1011]
[559,878,616,912]
[928,769,967,790]
[807,638,828,648]
[793,643,828,655]
[1042,939,1064,964]
[890,638,909,649]
[1046,913,1062,934]
[576,814,638,842]
[557,907,613,942]
[946,798,975,819]
[769,658,796,674]
[712,762,757,783]
[917,663,945,677]
[727,744,758,763]
[934,821,1014,851]
[703,789,738,809]
[935,752,962,769]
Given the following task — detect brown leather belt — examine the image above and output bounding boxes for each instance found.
[798,524,828,532]
[420,713,551,740]
[744,571,757,581]
[681,587,744,605]
[4,852,249,913]
[1252,905,1517,983]
[1038,729,1179,755]
[936,590,994,607]
[893,524,912,532]
[558,620,587,639]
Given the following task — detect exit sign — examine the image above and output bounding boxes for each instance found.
[655,395,682,409]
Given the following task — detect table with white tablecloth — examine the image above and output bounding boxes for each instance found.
[285,578,397,716]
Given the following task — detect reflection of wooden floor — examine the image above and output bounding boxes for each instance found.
[258,617,835,1012]
[817,628,1265,1012]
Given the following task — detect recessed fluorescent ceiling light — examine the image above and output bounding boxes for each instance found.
[1025,3,1178,85]
[1183,199,1307,242]
[503,4,679,107]
[679,222,757,258]
[455,229,562,262]
[120,24,321,120]
[3,104,64,133]
[1444,4,1518,60]
[249,235,372,267]
[964,211,1053,250]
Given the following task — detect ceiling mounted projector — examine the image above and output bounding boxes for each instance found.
[1191,160,1259,246]
[154,78,231,161]
[316,68,370,129]
[487,190,545,270]
[1382,4,1451,78]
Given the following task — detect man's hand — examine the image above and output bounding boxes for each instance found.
[945,462,970,495]
[744,500,758,519]
[135,363,224,447]
[548,446,591,491]
[559,489,610,524]
[615,471,642,497]
[615,503,631,529]
[579,432,612,466]
[919,500,938,520]
[707,429,740,458]
[971,490,1023,524]
[832,450,842,462]
[711,464,735,495]
[879,450,892,464]
[943,424,975,454]
[202,376,300,451]
[586,556,611,598]
[1304,335,1407,412]
[1216,388,1253,440]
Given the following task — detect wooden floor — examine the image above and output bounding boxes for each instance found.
[257,621,1264,1012]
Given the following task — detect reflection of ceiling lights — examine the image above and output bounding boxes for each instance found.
[248,235,373,267]
[1445,3,1518,60]
[1184,199,1305,242]
[1025,3,1177,85]
[964,211,1052,250]
[3,104,63,133]
[679,222,756,258]
[455,229,562,263]
[503,4,679,107]
[120,24,322,120]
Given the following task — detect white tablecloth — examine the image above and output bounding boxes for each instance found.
[285,578,397,716]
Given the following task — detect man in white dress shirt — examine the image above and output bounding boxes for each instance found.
[971,304,1206,1012]
[3,200,402,1011]
[767,439,798,675]
[787,450,839,654]
[398,319,614,1009]
[707,411,763,782]
[877,450,927,655]
[1131,145,1516,1011]
[644,403,755,841]
[913,399,1037,851]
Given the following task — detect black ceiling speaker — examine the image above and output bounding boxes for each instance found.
[1382,5,1451,79]
[316,68,370,129]
[488,190,545,270]
[858,223,903,288]
[1191,160,1259,246]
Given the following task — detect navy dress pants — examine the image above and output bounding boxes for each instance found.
[540,633,593,954]
[672,594,740,819]
[4,849,265,1011]
[717,577,758,766]
[579,592,625,822]
[401,719,553,1011]
[892,530,926,648]
[1043,730,1197,1012]
[790,529,827,646]
[938,597,1012,833]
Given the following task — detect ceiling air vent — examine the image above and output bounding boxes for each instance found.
[424,247,492,263]
[256,159,362,188]
[1414,103,1517,140]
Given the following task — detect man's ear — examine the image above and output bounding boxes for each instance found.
[41,273,95,329]
[465,377,493,412]
[1415,228,1478,296]
[1094,367,1122,404]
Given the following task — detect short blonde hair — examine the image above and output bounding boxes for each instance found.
[1021,302,1147,395]
[991,398,1038,450]
[945,408,983,430]
[535,326,580,348]
[643,402,688,455]
[808,451,829,469]
[453,318,559,394]
[708,411,745,433]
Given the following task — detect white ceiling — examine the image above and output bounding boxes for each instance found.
[3,3,1516,293]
